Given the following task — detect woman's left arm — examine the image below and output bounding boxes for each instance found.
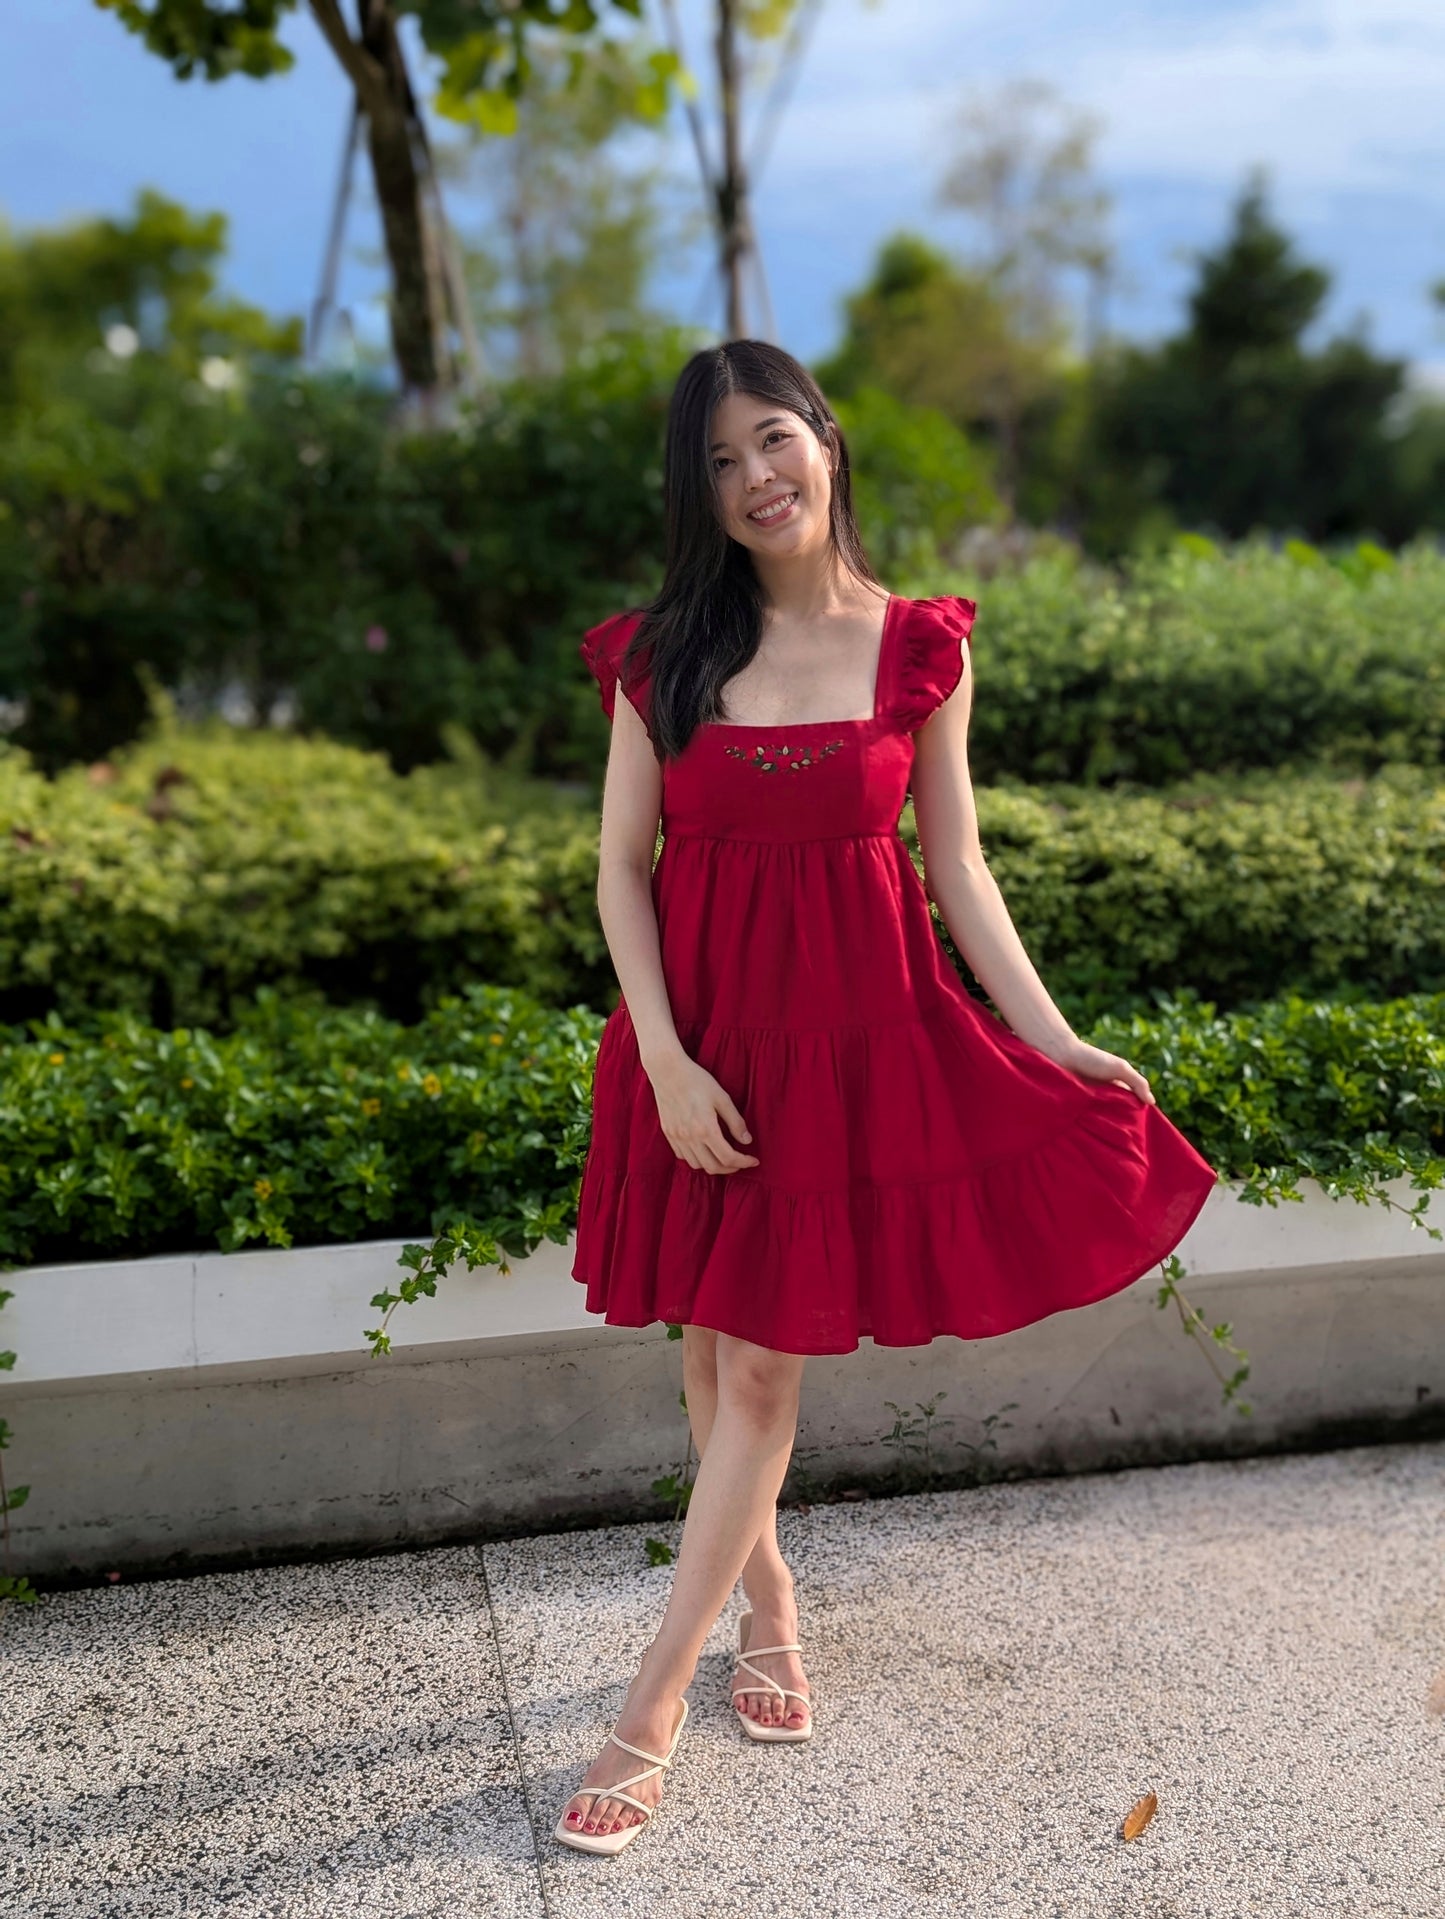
[910,645,1157,1107]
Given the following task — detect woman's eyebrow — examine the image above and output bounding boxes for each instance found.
[709,414,788,453]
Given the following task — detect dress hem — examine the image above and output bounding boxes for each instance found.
[569,1160,1221,1357]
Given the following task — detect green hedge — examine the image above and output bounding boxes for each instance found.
[904,538,1445,786]
[0,986,592,1270]
[938,760,1442,1022]
[2,985,1440,1272]
[0,722,619,1030]
[0,724,1438,1031]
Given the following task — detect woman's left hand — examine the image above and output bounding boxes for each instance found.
[1040,1034,1156,1105]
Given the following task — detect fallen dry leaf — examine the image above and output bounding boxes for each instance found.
[1121,1790,1158,1841]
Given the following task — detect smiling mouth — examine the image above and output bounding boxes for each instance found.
[747,491,799,524]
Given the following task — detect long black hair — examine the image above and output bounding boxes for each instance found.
[616,339,883,762]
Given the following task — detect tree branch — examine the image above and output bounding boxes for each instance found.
[308,0,388,106]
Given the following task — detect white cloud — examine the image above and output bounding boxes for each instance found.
[672,0,1445,203]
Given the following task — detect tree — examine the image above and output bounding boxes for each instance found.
[96,0,680,406]
[651,0,835,341]
[814,233,1058,524]
[0,188,300,408]
[814,79,1111,522]
[0,190,306,766]
[934,77,1113,510]
[441,36,701,379]
[1088,170,1410,545]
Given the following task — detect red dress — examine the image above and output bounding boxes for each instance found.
[572,592,1219,1356]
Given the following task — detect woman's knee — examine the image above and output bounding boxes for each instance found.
[681,1323,719,1363]
[716,1332,804,1427]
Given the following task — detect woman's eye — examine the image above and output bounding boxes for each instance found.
[715,430,792,471]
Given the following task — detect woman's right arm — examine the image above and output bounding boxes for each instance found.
[595,690,759,1175]
[594,684,682,1075]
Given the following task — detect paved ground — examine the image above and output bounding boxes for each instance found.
[5,1439,1444,1919]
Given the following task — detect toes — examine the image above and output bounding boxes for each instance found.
[564,1791,592,1829]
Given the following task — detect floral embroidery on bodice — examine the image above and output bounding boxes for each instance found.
[722,738,847,772]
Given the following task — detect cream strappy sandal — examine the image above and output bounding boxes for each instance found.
[731,1610,813,1742]
[553,1697,689,1854]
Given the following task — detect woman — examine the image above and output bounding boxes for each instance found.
[557,340,1218,1855]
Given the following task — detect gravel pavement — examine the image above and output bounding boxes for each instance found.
[6,1439,1444,1918]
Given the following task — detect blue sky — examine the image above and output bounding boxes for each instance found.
[5,0,1444,386]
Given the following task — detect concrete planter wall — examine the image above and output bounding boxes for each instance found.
[4,1177,1442,1577]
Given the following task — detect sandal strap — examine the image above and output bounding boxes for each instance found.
[733,1682,810,1703]
[607,1730,674,1769]
[733,1649,811,1708]
[740,1641,802,1657]
[596,1788,656,1820]
[566,1744,665,1819]
[589,1770,660,1804]
[566,1781,658,1822]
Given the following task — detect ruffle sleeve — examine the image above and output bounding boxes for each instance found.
[894,594,977,733]
[579,608,651,735]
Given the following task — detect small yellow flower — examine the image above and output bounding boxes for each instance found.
[253,1177,274,1201]
[422,1073,442,1097]
[361,1097,381,1117]
[180,1076,195,1090]
[520,1056,534,1068]
[47,1052,64,1065]
[396,1062,413,1081]
[489,1033,503,1045]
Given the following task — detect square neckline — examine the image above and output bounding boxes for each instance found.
[702,592,899,734]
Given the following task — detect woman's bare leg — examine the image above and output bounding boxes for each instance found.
[681,1325,811,1733]
[561,1331,806,1837]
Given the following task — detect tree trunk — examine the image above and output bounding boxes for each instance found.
[715,0,748,340]
[309,0,452,399]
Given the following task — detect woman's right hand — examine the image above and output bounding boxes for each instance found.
[645,1050,760,1175]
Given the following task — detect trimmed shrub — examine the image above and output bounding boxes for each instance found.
[0,724,1438,1030]
[925,761,1442,1024]
[902,537,1445,786]
[1,984,1440,1272]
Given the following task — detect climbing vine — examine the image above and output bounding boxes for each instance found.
[0,1288,37,1609]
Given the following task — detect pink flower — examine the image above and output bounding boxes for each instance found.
[364,624,389,654]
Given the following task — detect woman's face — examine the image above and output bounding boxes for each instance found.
[708,391,834,559]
